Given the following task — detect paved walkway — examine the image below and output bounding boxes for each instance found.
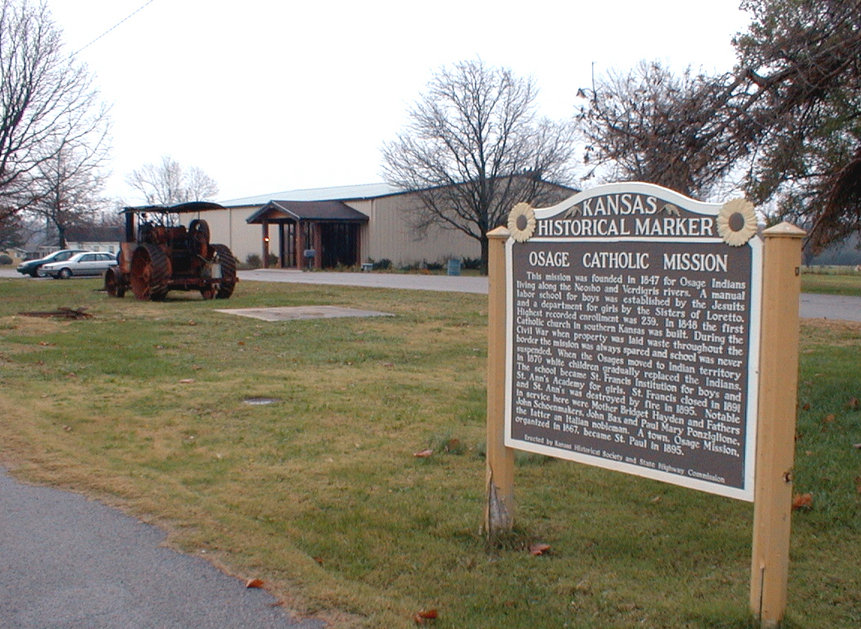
[238,268,488,294]
[2,268,859,322]
[238,269,861,323]
[0,468,323,629]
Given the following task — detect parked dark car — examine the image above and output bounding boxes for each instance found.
[16,249,86,277]
[40,251,117,279]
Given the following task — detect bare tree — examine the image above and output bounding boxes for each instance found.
[127,156,218,205]
[185,165,219,202]
[579,0,861,251]
[0,0,110,226]
[578,62,752,199]
[0,211,26,249]
[734,0,861,251]
[30,123,111,247]
[382,59,577,271]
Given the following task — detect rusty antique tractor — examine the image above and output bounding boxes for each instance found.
[104,201,237,301]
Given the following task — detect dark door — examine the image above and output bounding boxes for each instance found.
[320,223,359,268]
[279,222,297,268]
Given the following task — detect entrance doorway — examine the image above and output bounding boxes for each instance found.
[248,200,368,269]
[320,223,360,268]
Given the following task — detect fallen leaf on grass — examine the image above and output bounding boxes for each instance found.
[792,493,813,510]
[178,378,195,384]
[800,402,811,411]
[529,543,551,556]
[846,397,859,410]
[822,413,835,424]
[245,578,264,588]
[413,449,434,458]
[414,609,438,624]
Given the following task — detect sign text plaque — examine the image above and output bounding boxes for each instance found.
[504,183,763,500]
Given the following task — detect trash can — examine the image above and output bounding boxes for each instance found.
[447,258,461,276]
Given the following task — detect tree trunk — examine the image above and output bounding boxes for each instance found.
[480,234,489,275]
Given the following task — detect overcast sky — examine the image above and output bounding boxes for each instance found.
[47,0,751,204]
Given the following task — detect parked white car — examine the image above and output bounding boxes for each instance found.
[16,249,86,277]
[39,251,117,279]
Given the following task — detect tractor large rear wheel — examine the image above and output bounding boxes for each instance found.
[212,244,237,299]
[130,244,169,301]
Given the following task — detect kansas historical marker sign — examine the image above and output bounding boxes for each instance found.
[503,183,763,500]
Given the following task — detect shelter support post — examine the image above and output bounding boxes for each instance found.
[294,221,302,268]
[485,226,515,538]
[262,221,270,268]
[750,222,805,628]
[278,223,285,268]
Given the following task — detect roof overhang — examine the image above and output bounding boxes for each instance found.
[247,200,369,224]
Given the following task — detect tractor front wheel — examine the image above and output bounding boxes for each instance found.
[104,267,126,297]
[212,244,237,299]
[188,219,211,257]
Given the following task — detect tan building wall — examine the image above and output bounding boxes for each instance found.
[202,192,480,268]
[349,193,480,266]
[189,205,259,264]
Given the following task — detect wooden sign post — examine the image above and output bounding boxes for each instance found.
[485,225,515,537]
[485,184,805,624]
[750,222,805,628]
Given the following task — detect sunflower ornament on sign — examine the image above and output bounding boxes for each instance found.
[717,199,758,246]
[508,203,536,242]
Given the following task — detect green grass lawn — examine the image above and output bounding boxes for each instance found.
[0,278,858,628]
[801,267,861,296]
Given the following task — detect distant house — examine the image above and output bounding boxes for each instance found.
[2,247,28,262]
[20,224,123,259]
[64,225,124,254]
[204,180,575,269]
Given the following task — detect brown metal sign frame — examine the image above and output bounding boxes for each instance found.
[502,183,763,500]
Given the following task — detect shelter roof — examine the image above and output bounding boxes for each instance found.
[246,200,370,224]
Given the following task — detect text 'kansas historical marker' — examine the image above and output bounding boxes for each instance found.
[504,183,763,500]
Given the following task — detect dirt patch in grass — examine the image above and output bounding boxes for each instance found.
[801,319,861,349]
[216,305,394,321]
